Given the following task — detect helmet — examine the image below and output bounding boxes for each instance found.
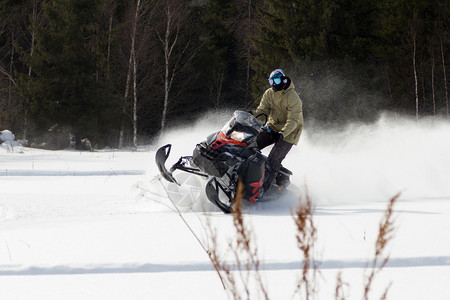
[268,69,287,91]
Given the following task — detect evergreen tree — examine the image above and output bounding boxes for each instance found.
[22,0,117,147]
[0,0,35,132]
[251,0,329,100]
[198,0,245,108]
[189,0,262,110]
[322,0,378,61]
[251,0,388,123]
[376,0,449,116]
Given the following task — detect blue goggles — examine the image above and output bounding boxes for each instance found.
[269,77,282,85]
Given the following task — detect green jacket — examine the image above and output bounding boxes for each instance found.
[254,82,303,145]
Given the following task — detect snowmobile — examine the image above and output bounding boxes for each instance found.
[155,110,293,213]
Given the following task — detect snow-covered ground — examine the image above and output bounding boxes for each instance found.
[1,113,449,299]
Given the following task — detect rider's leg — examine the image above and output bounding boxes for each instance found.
[263,139,293,191]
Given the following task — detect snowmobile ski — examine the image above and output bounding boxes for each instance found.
[205,178,233,214]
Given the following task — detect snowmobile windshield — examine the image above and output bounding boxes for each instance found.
[221,111,263,141]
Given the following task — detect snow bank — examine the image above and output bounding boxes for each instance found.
[0,130,15,142]
[0,130,27,153]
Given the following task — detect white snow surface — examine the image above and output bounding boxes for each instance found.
[1,113,450,299]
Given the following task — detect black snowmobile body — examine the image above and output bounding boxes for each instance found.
[155,111,292,213]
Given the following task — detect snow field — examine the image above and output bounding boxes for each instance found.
[0,114,449,299]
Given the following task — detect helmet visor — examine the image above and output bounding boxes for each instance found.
[269,77,282,86]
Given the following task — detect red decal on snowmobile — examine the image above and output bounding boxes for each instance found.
[249,190,260,203]
[210,131,246,149]
[249,169,265,203]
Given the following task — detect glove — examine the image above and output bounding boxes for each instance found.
[260,126,283,142]
[272,131,283,142]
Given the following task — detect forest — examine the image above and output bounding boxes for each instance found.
[0,0,448,149]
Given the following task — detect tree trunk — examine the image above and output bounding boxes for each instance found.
[7,31,15,129]
[421,71,426,110]
[431,49,436,115]
[157,0,198,131]
[385,61,394,106]
[440,35,448,117]
[107,13,113,78]
[24,30,34,140]
[160,3,173,131]
[209,68,224,106]
[413,31,419,120]
[119,0,140,148]
[24,1,37,140]
[246,0,251,102]
[132,45,138,147]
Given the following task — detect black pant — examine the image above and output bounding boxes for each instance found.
[256,129,293,190]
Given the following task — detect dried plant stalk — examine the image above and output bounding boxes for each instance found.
[206,180,269,300]
[335,272,348,300]
[293,188,319,300]
[363,193,401,300]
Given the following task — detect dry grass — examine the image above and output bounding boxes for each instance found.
[207,180,269,300]
[335,272,348,300]
[363,192,401,300]
[292,187,319,300]
[198,183,401,300]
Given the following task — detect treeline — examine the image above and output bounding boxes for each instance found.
[0,0,448,148]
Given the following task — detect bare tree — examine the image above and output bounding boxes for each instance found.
[441,36,449,117]
[158,0,182,131]
[0,2,31,131]
[406,11,421,120]
[23,0,42,140]
[132,33,138,147]
[119,0,140,148]
[436,20,448,117]
[104,0,117,79]
[232,0,260,105]
[119,0,160,147]
[0,0,45,137]
[429,38,436,115]
[0,29,17,130]
[209,67,225,106]
[156,0,199,131]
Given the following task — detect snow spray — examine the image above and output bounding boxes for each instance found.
[156,111,450,205]
[288,114,450,204]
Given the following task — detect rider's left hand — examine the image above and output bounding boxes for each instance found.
[272,131,283,142]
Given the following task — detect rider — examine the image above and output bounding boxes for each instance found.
[252,69,303,192]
